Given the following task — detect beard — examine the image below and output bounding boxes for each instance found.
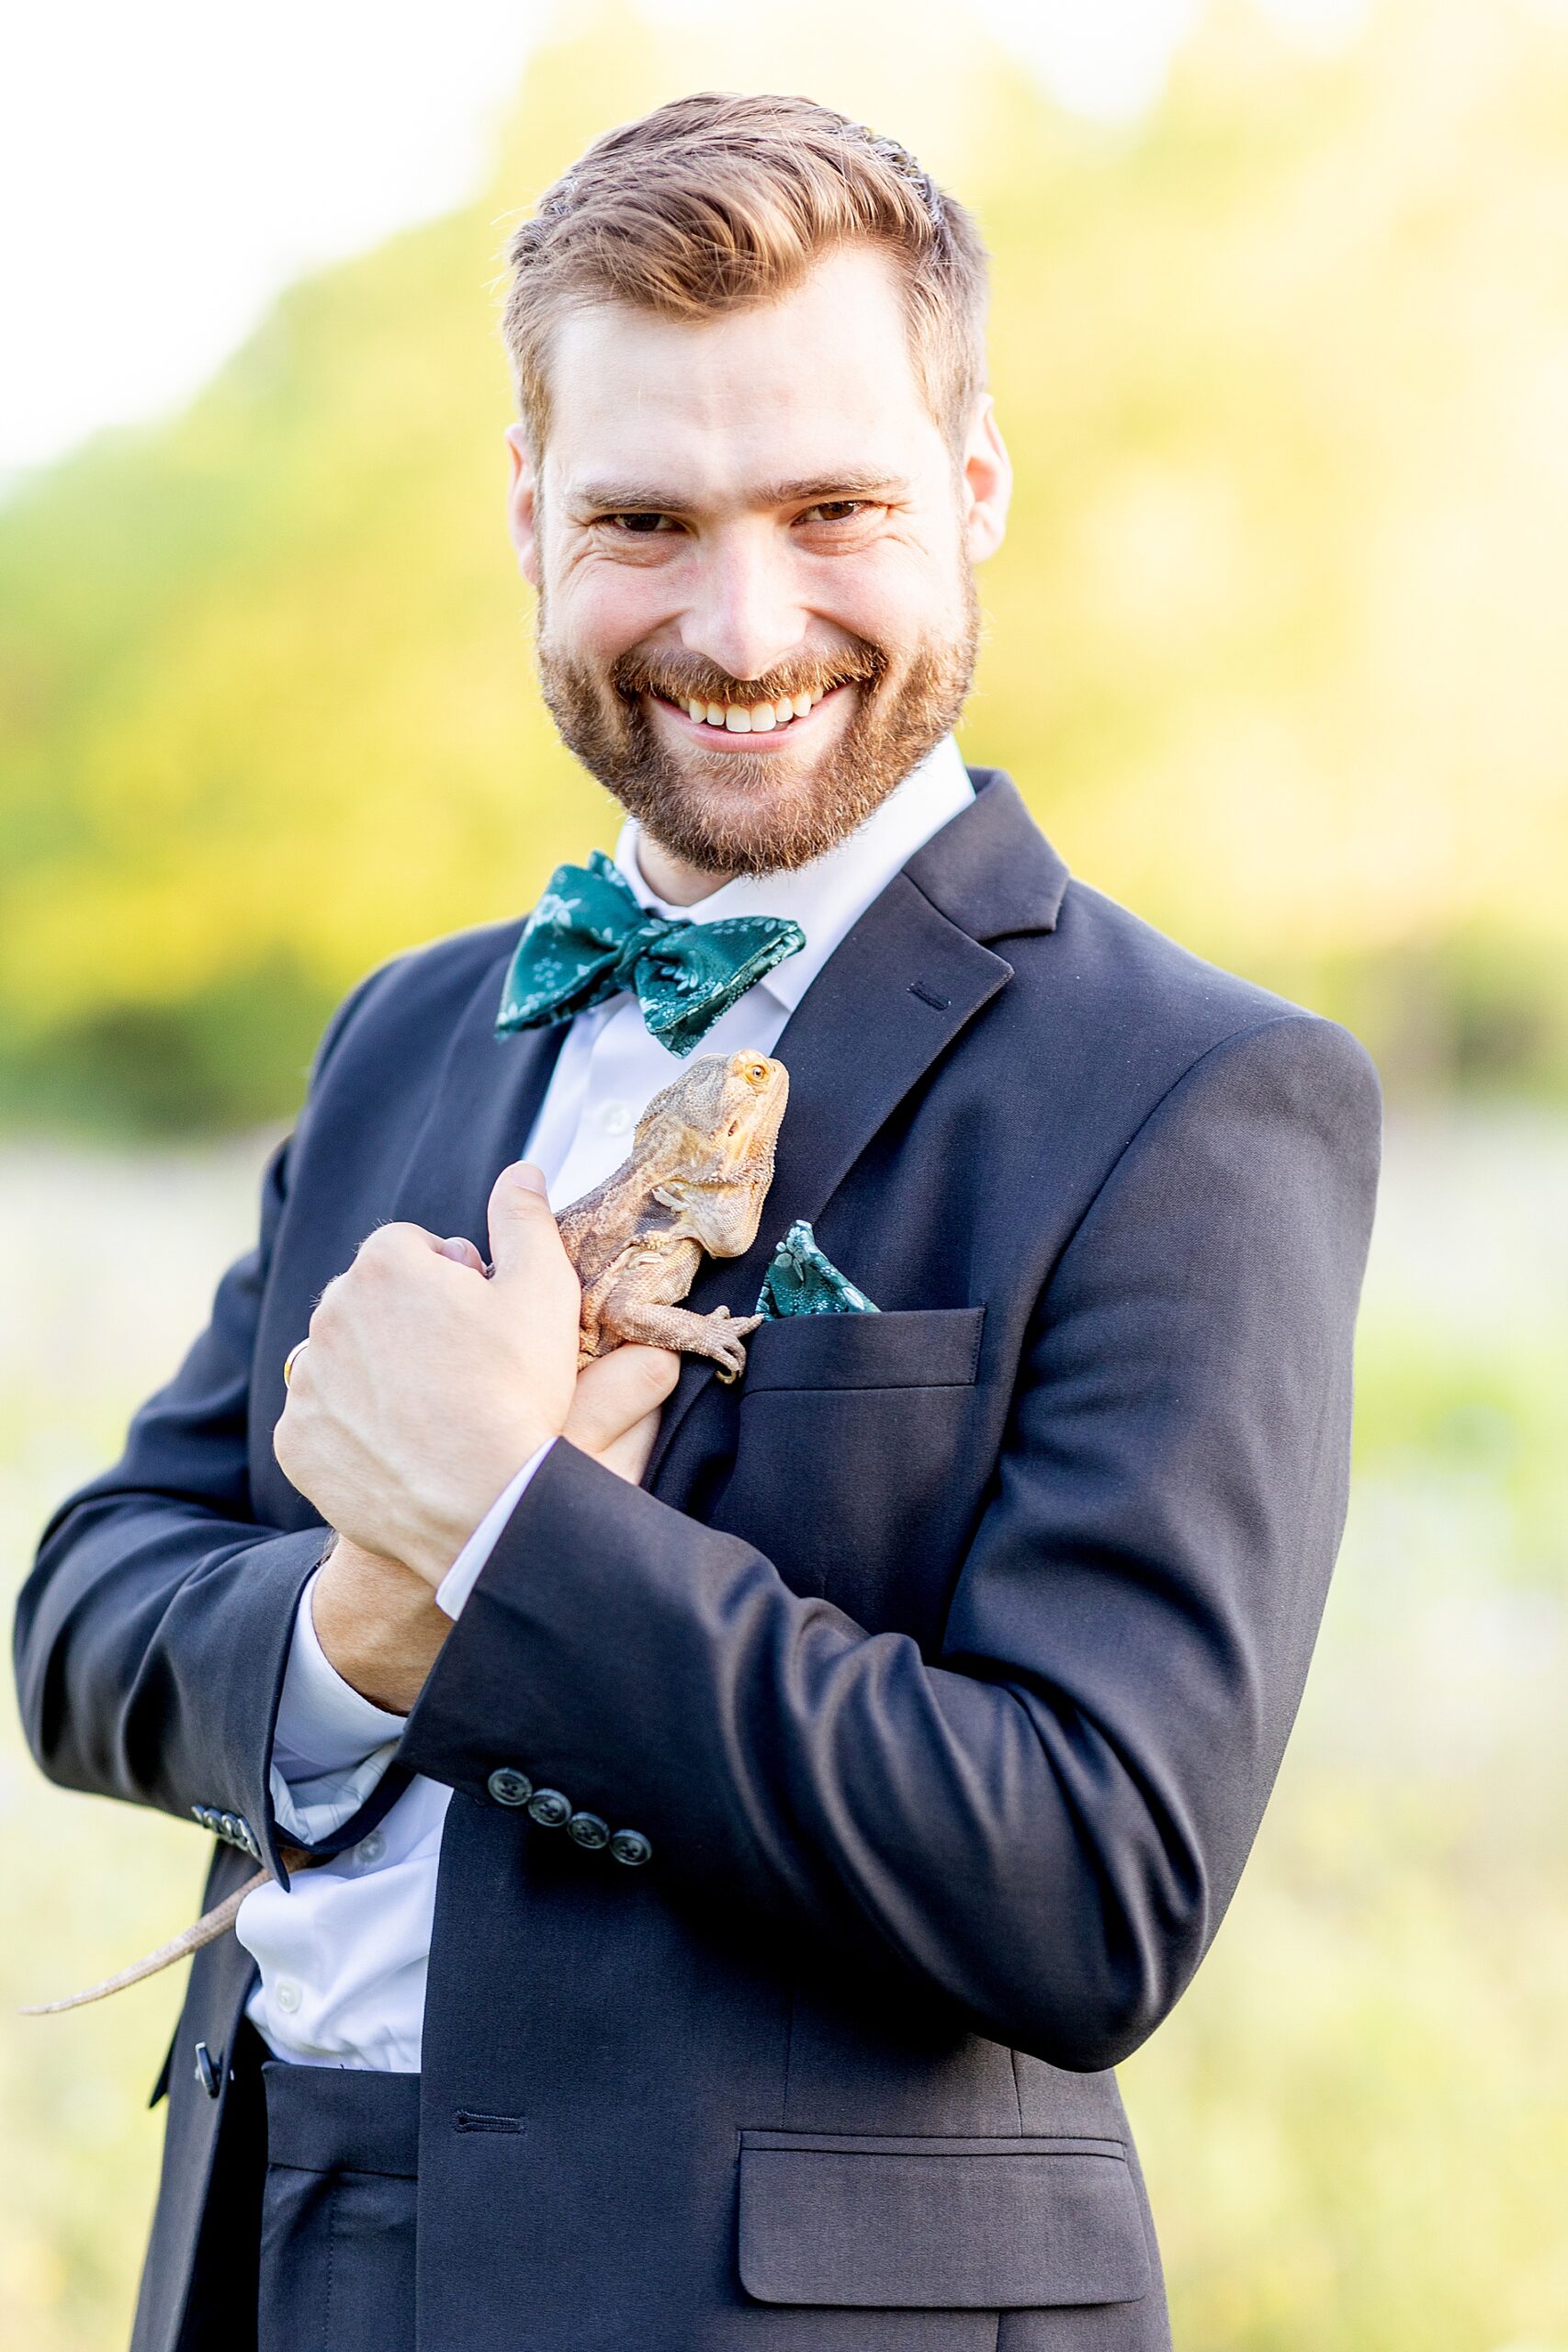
[534,567,981,878]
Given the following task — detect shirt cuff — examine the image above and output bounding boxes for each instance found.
[265,1571,405,1843]
[434,1440,556,1621]
[267,1742,402,1848]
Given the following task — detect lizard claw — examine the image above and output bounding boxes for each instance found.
[706,1309,763,1383]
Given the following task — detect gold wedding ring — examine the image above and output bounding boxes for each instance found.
[282,1339,310,1388]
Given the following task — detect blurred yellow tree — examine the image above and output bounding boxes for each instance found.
[3,0,1567,1128]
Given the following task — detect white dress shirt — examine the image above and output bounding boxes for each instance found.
[236,732,976,2069]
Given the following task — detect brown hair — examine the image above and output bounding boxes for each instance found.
[501,91,989,461]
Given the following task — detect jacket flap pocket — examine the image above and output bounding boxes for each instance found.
[743,1306,986,1394]
[737,2132,1151,2309]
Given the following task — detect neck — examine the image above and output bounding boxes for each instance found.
[633,831,736,908]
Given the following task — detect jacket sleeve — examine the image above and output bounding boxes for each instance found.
[11,970,384,1882]
[397,1012,1382,2072]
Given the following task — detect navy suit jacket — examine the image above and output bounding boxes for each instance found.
[15,770,1381,2351]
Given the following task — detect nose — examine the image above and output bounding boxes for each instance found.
[679,526,807,688]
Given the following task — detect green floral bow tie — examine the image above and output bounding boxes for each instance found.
[494,850,806,1057]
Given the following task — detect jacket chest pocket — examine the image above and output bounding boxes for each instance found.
[712,1306,987,1639]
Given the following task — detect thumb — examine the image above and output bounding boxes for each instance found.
[486,1160,570,1290]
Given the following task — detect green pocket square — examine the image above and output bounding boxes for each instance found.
[755,1221,880,1318]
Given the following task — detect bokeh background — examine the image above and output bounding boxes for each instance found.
[2,0,1566,2344]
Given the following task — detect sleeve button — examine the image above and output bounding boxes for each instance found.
[567,1811,609,1850]
[609,1828,652,1868]
[527,1788,571,1829]
[487,1768,533,1808]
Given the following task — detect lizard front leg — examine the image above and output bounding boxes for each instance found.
[604,1291,763,1382]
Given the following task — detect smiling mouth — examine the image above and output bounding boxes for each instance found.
[647,680,853,741]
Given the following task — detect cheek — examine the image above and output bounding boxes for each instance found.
[551,555,672,664]
[818,540,957,653]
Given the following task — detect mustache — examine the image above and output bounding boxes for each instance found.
[611,642,886,711]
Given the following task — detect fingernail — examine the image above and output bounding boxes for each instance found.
[505,1160,548,1197]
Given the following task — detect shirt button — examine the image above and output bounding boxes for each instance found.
[356,1830,386,1865]
[600,1102,632,1136]
[276,1980,302,2015]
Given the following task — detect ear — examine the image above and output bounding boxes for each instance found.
[504,424,542,590]
[959,394,1012,566]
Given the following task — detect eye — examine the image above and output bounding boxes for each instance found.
[600,512,677,536]
[797,500,868,526]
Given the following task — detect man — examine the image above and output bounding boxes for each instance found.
[15,91,1381,2352]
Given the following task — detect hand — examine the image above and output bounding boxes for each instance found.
[423,1233,679,1488]
[309,1341,680,1709]
[274,1161,582,1588]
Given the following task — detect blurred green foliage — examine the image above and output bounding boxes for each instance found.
[5,0,1568,1131]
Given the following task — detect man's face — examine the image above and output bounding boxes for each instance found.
[505,242,1010,879]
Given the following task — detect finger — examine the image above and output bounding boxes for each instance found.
[353,1220,434,1266]
[427,1234,487,1272]
[485,1160,575,1295]
[595,1407,665,1487]
[565,1345,681,1452]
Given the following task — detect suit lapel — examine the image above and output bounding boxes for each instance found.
[645,771,1068,1491]
[645,878,1009,1489]
[388,956,568,1247]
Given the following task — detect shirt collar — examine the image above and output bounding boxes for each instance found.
[612,732,976,1013]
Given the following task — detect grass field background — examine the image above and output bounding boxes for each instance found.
[1,1106,1564,2351]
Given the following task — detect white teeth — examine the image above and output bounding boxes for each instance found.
[679,691,830,731]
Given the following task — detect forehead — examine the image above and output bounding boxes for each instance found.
[542,243,945,509]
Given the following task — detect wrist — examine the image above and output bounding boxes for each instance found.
[312,1539,453,1714]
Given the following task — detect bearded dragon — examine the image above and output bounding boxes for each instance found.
[563,1046,788,1379]
[23,1047,789,2016]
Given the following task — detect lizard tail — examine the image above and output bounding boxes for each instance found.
[19,1868,272,2015]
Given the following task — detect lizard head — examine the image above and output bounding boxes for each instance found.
[637,1049,790,1257]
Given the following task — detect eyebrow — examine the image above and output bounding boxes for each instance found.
[570,470,911,514]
